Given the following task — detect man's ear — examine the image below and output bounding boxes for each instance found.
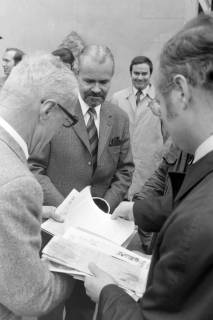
[39,100,57,121]
[173,74,191,109]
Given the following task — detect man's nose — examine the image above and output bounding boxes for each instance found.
[138,74,143,80]
[92,83,101,93]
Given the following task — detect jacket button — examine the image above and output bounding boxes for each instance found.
[88,161,92,166]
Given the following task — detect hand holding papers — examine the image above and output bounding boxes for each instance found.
[42,186,135,245]
[112,201,134,221]
[42,227,150,299]
[84,263,116,303]
[42,186,150,299]
[42,206,63,222]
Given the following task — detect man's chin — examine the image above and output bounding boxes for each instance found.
[134,82,148,90]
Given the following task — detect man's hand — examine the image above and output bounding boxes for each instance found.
[84,263,116,303]
[42,206,64,222]
[111,201,134,221]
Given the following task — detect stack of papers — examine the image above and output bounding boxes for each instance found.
[42,227,151,299]
[42,186,135,246]
[42,186,150,298]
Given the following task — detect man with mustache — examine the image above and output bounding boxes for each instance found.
[84,13,213,320]
[29,44,134,320]
[111,56,164,254]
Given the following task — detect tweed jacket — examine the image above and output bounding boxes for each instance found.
[0,126,73,320]
[29,99,134,213]
[96,151,213,320]
[111,86,163,198]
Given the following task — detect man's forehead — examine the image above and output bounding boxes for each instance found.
[132,63,150,72]
[78,58,113,79]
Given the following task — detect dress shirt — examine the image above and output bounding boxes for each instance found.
[193,135,213,163]
[78,93,101,136]
[0,116,28,159]
[133,84,153,104]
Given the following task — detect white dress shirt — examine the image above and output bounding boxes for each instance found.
[0,116,28,159]
[133,84,153,103]
[193,135,213,163]
[78,93,101,136]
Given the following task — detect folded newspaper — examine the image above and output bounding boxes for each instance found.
[42,186,135,246]
[42,227,151,299]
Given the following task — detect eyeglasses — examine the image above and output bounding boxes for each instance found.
[57,103,78,128]
[41,99,78,128]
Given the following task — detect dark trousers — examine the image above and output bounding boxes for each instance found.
[65,281,95,320]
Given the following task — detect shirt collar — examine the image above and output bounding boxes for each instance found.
[194,135,213,163]
[132,84,154,98]
[78,92,101,118]
[0,116,29,159]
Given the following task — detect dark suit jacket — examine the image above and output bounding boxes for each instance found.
[96,151,213,320]
[133,145,192,232]
[29,100,134,212]
[0,127,73,319]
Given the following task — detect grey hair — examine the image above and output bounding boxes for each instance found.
[76,44,115,75]
[0,53,78,110]
[158,13,213,95]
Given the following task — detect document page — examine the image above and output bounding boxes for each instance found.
[42,231,150,296]
[42,186,135,245]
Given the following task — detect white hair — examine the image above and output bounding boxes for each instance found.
[0,53,78,111]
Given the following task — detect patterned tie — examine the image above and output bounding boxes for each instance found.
[136,89,142,106]
[87,108,98,172]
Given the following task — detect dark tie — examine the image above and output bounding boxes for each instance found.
[87,108,98,172]
[136,89,142,106]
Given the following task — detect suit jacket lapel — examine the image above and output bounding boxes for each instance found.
[0,126,27,164]
[72,100,91,152]
[98,103,113,160]
[174,151,213,203]
[148,151,213,286]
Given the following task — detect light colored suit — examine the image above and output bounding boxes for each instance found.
[29,100,134,213]
[111,86,163,198]
[0,126,73,320]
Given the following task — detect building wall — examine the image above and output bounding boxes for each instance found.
[0,0,198,93]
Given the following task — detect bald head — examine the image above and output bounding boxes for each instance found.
[77,44,115,75]
[77,45,115,107]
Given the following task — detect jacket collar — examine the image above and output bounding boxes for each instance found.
[72,100,91,152]
[0,117,28,159]
[124,84,155,100]
[174,151,213,203]
[0,126,27,164]
[98,102,113,160]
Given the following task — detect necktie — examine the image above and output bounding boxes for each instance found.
[87,108,98,172]
[136,89,142,106]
